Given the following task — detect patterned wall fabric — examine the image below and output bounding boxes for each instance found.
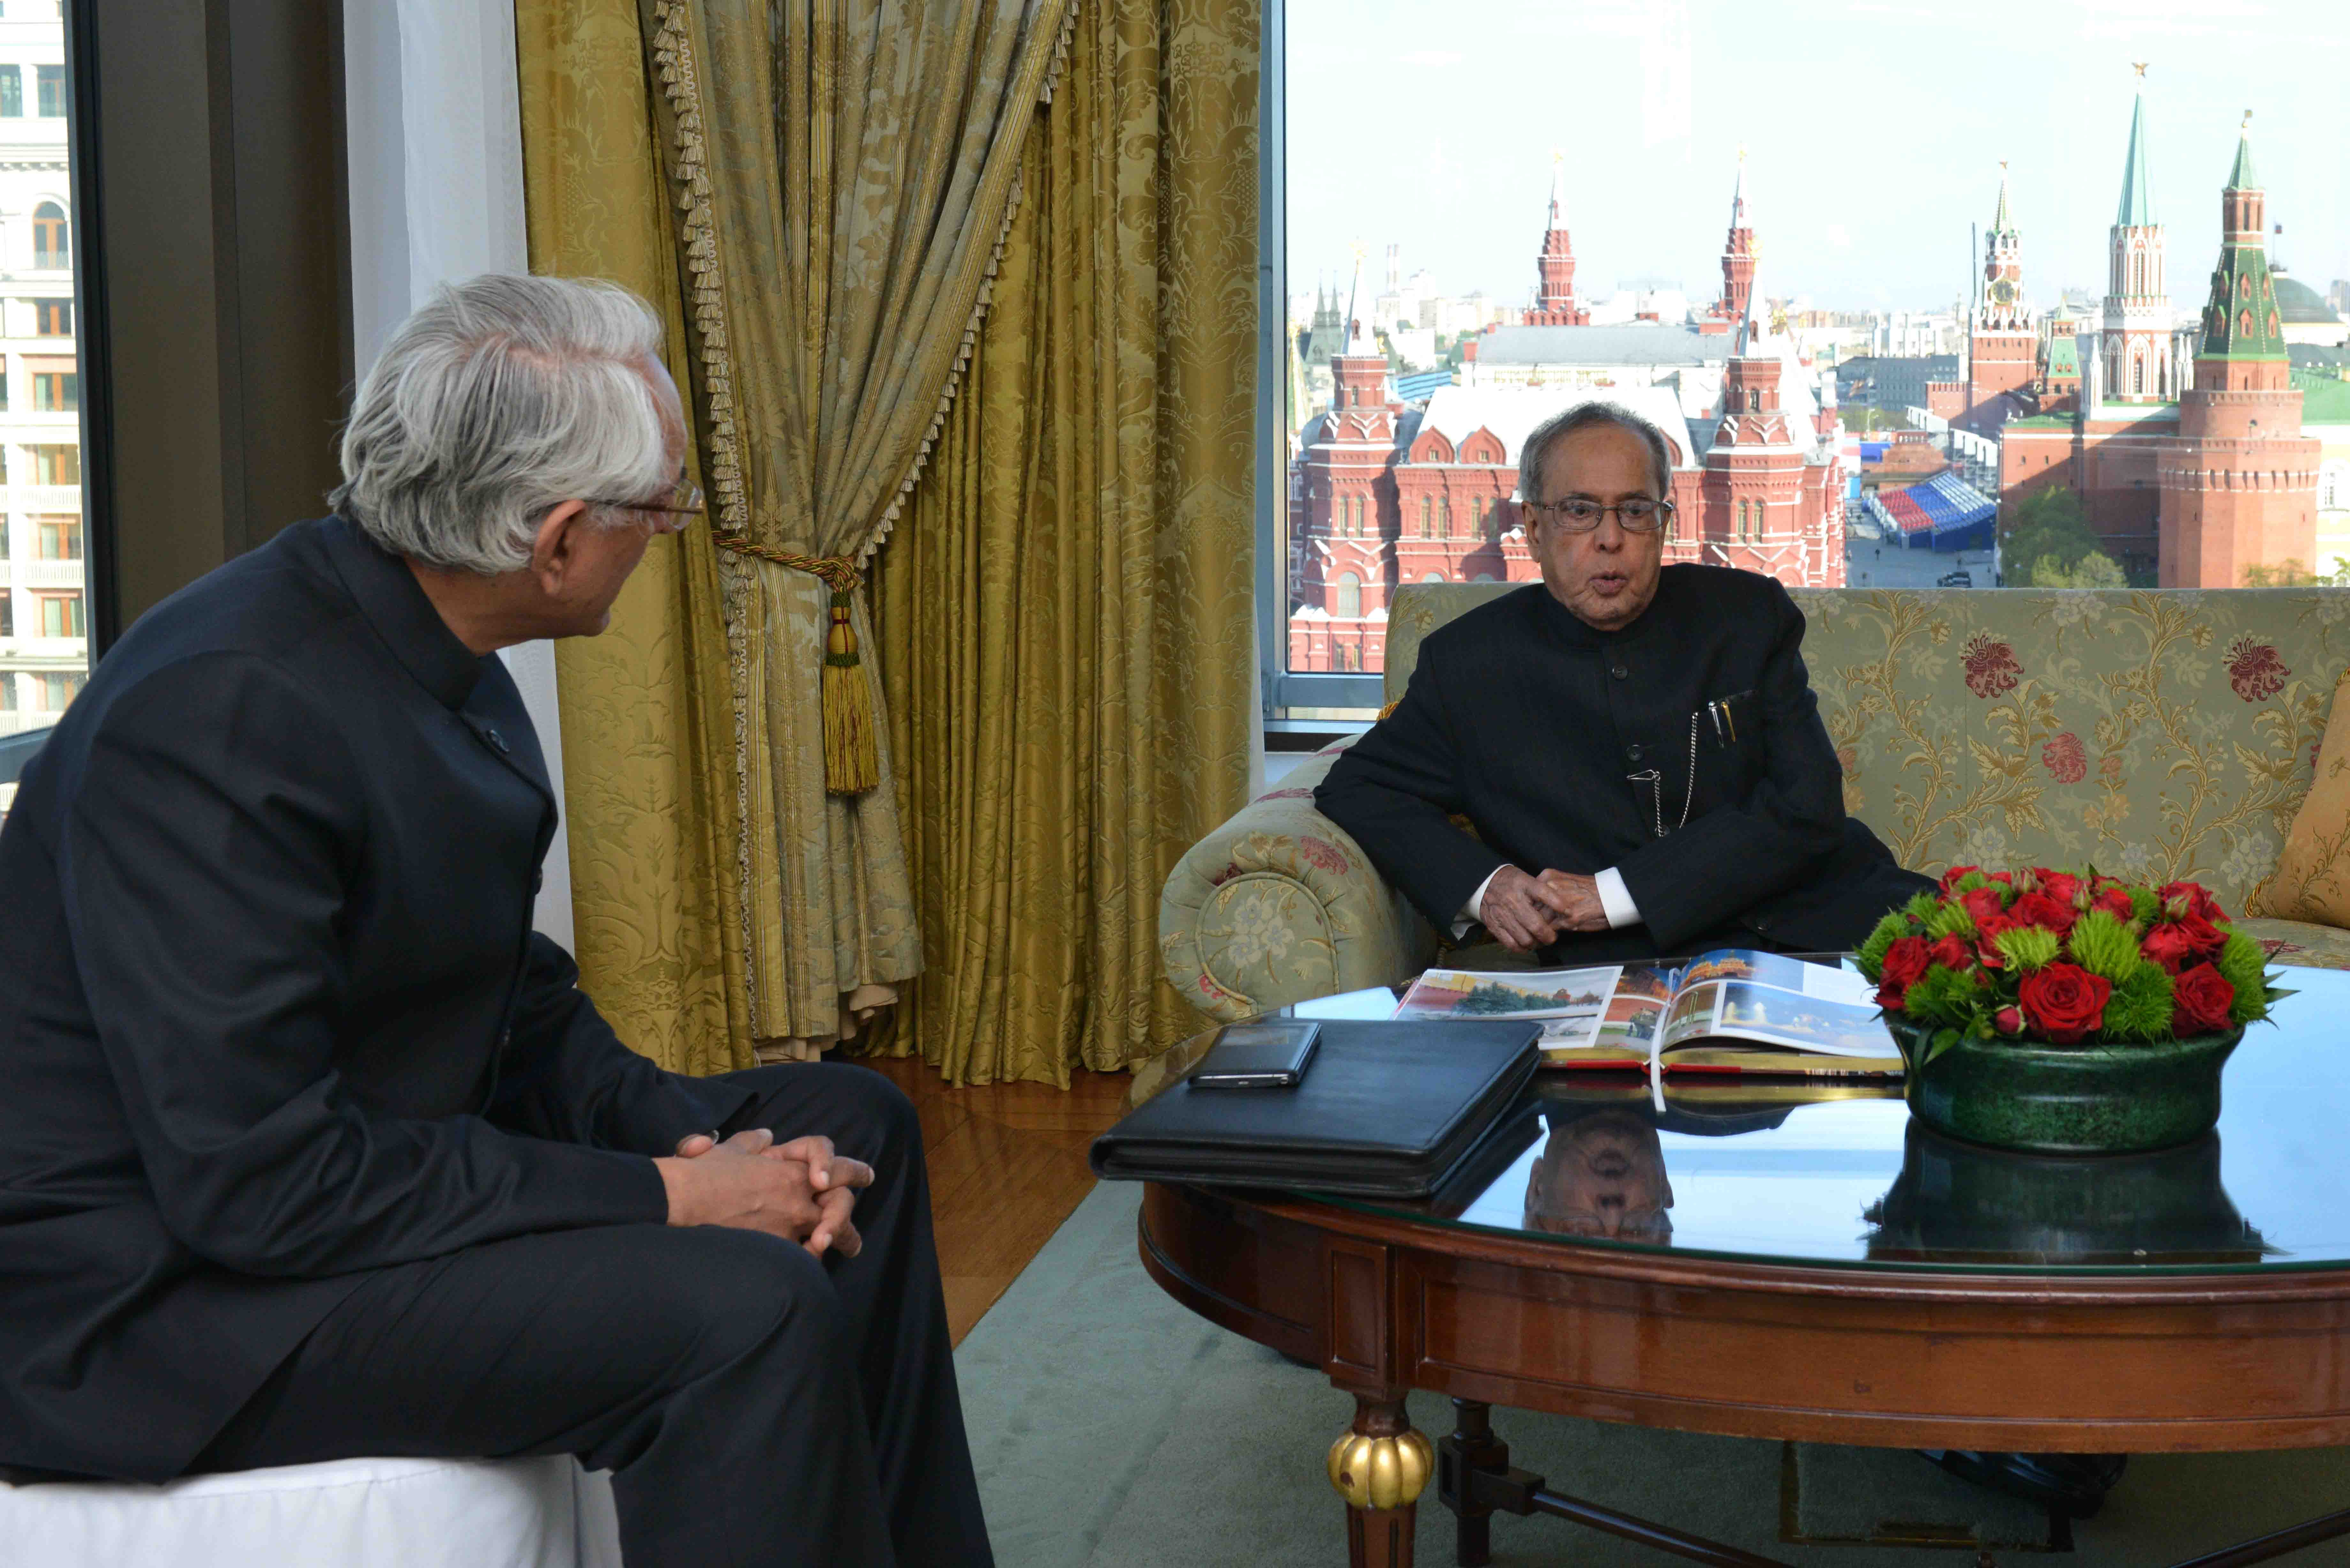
[873,0,1258,1084]
[1163,584,2350,1022]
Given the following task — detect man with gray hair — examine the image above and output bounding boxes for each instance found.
[1318,398,1928,965]
[0,275,989,1564]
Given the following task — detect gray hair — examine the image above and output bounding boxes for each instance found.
[331,275,671,574]
[1518,401,1675,508]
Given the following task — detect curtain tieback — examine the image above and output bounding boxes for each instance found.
[715,537,879,795]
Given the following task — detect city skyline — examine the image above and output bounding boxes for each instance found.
[1287,0,2350,315]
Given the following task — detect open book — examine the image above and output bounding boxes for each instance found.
[1391,949,1901,1076]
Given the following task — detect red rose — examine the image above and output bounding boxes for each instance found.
[1994,1005,2025,1036]
[2091,887,2135,921]
[2009,890,2078,937]
[1938,864,1982,894]
[2144,913,2226,973]
[1960,886,2010,928]
[1877,936,1931,1009]
[2171,964,2236,1036]
[1928,934,1972,972]
[2158,881,2225,924]
[2017,962,2112,1045]
[2039,870,2084,908]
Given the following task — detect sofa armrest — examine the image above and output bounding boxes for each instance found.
[1159,741,1440,1023]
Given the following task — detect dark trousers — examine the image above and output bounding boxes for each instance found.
[193,1064,990,1568]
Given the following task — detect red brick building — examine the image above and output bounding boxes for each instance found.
[1967,166,2036,418]
[1526,156,1589,328]
[1287,167,1845,673]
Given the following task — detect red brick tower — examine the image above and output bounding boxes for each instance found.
[2102,71,2177,402]
[1702,151,1757,335]
[1290,251,1400,671]
[1967,163,2035,415]
[1527,154,1588,327]
[1701,314,1809,566]
[2158,115,2319,587]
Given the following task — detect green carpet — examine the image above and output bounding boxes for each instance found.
[955,1182,2350,1566]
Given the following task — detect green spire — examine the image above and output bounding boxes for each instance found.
[2116,91,2154,227]
[1992,162,2013,234]
[2198,115,2284,365]
[2226,112,2259,192]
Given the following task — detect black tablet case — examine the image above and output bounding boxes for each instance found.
[1089,1020,1542,1197]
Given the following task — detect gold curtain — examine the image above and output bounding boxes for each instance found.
[636,0,1077,1059]
[516,0,752,1075]
[871,0,1258,1086]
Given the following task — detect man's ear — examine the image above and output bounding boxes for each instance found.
[530,500,595,597]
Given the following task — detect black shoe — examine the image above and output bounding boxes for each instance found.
[1918,1450,2129,1519]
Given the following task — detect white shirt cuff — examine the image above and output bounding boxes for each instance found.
[1594,867,1642,930]
[1453,865,1506,940]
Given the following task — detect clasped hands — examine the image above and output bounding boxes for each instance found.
[1480,866,1609,953]
[655,1128,874,1260]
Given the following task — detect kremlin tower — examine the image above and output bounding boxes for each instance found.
[1967,165,2035,415]
[1526,155,1588,326]
[2156,115,2319,587]
[2101,70,2177,402]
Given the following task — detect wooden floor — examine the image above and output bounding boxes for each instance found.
[853,1055,1133,1344]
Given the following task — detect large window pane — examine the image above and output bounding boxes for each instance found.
[1277,1,2350,685]
[1,0,88,825]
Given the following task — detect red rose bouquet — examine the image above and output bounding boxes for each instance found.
[1854,867,2285,1063]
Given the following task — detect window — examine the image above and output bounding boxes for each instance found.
[35,514,79,559]
[0,598,10,639]
[0,673,12,708]
[29,444,78,485]
[36,671,83,710]
[34,63,61,117]
[32,370,74,411]
[0,66,18,118]
[32,201,68,269]
[1438,496,1452,536]
[1335,571,1361,618]
[35,299,69,336]
[37,591,82,638]
[1418,496,1432,538]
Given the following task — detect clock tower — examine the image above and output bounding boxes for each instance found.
[1967,163,2035,417]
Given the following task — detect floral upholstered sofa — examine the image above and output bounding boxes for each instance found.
[1160,583,2350,1023]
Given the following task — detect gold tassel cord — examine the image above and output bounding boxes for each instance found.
[714,538,881,795]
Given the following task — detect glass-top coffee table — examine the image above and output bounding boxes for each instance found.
[1130,963,2350,1567]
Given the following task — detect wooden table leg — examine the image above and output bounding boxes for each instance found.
[1438,1398,1509,1567]
[1329,1389,1432,1568]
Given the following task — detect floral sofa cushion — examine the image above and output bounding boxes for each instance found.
[1162,586,2350,1025]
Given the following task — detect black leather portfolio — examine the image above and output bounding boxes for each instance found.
[1089,1020,1542,1197]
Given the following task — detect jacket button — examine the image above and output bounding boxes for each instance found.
[1610,664,1628,681]
[1626,743,1644,762]
[485,726,509,753]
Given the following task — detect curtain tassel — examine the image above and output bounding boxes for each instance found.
[716,538,879,795]
[821,589,881,794]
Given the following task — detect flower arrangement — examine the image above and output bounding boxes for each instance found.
[1854,867,2287,1065]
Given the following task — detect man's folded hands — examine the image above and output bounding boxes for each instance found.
[1479,866,1610,952]
[656,1127,874,1258]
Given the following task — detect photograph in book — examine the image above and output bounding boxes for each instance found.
[1706,980,1899,1059]
[1593,989,1667,1052]
[1393,966,1623,1022]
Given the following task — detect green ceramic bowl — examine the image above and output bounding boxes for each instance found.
[1884,1014,2245,1155]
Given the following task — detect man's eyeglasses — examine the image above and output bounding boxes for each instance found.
[588,478,705,534]
[1525,497,1674,534]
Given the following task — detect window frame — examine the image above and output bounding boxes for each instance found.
[1254,0,1382,717]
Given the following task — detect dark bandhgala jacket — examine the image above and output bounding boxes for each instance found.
[1316,568,1931,962]
[0,516,752,1481]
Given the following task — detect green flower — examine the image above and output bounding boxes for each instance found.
[1901,964,1983,1029]
[1923,901,1977,942]
[1902,890,1943,925]
[1950,871,1992,895]
[2100,962,2177,1043]
[1855,911,1910,980]
[1992,924,2061,973]
[2127,886,2161,923]
[2214,931,2271,1023]
[2066,908,2145,984]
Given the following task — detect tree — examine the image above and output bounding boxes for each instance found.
[2000,487,2103,584]
[2028,549,2126,588]
[2242,559,2350,587]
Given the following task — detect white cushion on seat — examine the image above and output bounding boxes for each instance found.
[0,1454,622,1568]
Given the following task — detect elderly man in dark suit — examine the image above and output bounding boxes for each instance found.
[1317,399,1930,965]
[0,276,989,1566]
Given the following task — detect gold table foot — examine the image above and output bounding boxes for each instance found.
[1330,1391,1431,1567]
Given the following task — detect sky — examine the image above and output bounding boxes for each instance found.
[1285,0,2350,315]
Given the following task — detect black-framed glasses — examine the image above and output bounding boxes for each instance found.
[1525,497,1674,534]
[588,478,705,534]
